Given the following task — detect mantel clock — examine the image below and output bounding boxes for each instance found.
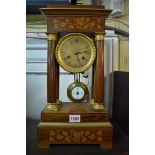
[37,2,113,149]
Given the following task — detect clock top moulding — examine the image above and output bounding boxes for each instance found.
[40,4,112,33]
[40,4,112,105]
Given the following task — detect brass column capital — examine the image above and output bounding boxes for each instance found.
[95,32,106,41]
[47,33,58,41]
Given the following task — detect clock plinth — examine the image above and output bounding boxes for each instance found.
[38,102,113,149]
[41,102,110,122]
[37,4,113,149]
[38,121,113,149]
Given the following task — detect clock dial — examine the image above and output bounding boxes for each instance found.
[72,87,84,100]
[67,82,88,103]
[61,38,91,68]
[55,33,96,73]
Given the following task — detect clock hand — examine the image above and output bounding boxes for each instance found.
[76,87,79,99]
[74,47,89,55]
[77,51,83,54]
[73,52,81,63]
[76,47,88,52]
[74,51,82,55]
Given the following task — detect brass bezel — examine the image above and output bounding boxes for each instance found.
[55,33,96,73]
[67,82,88,103]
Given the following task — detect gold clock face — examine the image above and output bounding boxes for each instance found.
[55,33,96,73]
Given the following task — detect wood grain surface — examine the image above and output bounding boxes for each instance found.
[41,103,110,122]
[93,37,105,103]
[47,34,59,103]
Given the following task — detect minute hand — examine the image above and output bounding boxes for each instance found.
[76,47,88,52]
[74,51,82,55]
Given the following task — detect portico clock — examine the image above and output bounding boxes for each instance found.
[55,33,96,73]
[38,3,113,149]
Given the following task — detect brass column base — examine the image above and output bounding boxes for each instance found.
[89,99,105,111]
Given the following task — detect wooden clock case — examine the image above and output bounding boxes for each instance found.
[37,4,113,149]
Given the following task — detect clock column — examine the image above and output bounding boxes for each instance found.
[93,32,105,104]
[47,33,59,103]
